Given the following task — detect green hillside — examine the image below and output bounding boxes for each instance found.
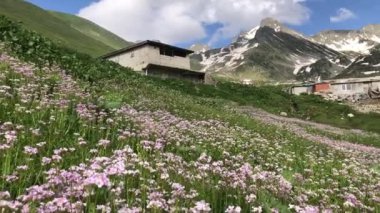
[0,0,128,56]
[49,11,131,50]
[0,15,379,212]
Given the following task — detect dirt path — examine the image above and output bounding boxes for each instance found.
[238,106,380,156]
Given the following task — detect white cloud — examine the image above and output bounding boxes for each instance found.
[330,8,356,23]
[78,0,310,46]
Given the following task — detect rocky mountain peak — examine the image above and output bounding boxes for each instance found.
[260,17,282,30]
[260,17,306,39]
[237,18,305,42]
[235,18,283,42]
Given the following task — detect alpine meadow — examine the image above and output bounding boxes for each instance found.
[0,1,380,213]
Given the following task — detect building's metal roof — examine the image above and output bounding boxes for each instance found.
[101,40,194,59]
[290,83,314,88]
[327,77,380,85]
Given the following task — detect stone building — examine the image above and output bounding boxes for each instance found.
[328,77,380,96]
[101,40,205,82]
[290,77,380,99]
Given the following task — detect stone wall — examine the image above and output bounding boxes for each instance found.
[330,82,371,96]
[107,45,191,71]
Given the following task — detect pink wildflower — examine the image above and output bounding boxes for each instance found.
[147,192,168,210]
[5,174,18,182]
[31,128,41,136]
[245,194,257,203]
[23,146,38,155]
[16,165,28,171]
[171,183,185,198]
[0,191,10,199]
[84,173,111,188]
[190,200,211,213]
[42,157,52,165]
[98,139,111,147]
[4,130,17,144]
[52,155,62,162]
[118,207,141,213]
[225,206,241,213]
[343,193,360,208]
[252,206,262,213]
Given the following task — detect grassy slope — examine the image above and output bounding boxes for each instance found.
[3,54,378,212]
[0,0,120,56]
[49,11,131,50]
[1,13,380,134]
[0,15,379,211]
[306,127,380,148]
[145,80,380,133]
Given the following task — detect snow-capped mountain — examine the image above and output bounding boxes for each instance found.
[336,44,380,78]
[190,18,380,81]
[191,18,350,81]
[312,24,380,55]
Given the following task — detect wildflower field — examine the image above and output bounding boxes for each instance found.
[0,16,379,212]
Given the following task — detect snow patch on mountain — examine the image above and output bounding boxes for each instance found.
[372,35,380,43]
[325,38,374,55]
[328,58,351,68]
[373,63,380,67]
[225,44,250,67]
[292,57,317,75]
[356,57,365,63]
[200,43,259,72]
[363,71,380,75]
[244,26,260,40]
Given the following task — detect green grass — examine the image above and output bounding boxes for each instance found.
[1,13,380,135]
[0,0,129,56]
[49,11,132,50]
[306,127,380,148]
[138,80,380,133]
[0,15,379,212]
[1,56,378,211]
[0,3,378,134]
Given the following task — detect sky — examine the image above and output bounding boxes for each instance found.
[27,0,380,48]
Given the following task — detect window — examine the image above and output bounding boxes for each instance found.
[342,83,355,90]
[159,48,187,58]
[160,48,173,57]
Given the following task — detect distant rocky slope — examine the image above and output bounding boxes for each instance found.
[312,25,380,55]
[191,18,380,82]
[336,44,380,78]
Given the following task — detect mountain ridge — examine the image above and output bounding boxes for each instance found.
[191,18,380,82]
[312,24,380,55]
